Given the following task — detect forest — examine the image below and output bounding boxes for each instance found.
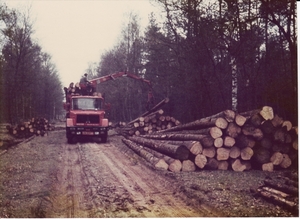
[0,3,64,124]
[0,0,297,125]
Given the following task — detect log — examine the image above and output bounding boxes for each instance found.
[165,127,222,138]
[208,109,236,122]
[122,139,168,170]
[216,147,230,161]
[242,125,263,140]
[235,134,256,148]
[142,146,182,172]
[181,141,203,155]
[202,147,216,158]
[158,117,228,133]
[280,154,292,169]
[259,106,274,120]
[240,147,254,160]
[231,159,247,172]
[260,120,276,134]
[256,188,297,209]
[218,160,229,170]
[140,98,169,117]
[223,136,235,147]
[253,148,271,164]
[262,187,290,198]
[194,154,207,169]
[226,122,241,138]
[260,137,272,150]
[214,137,223,148]
[262,162,274,171]
[274,128,286,143]
[271,114,284,127]
[158,140,202,155]
[168,159,182,173]
[250,114,265,127]
[264,179,298,195]
[270,152,283,165]
[292,139,298,150]
[282,120,293,131]
[229,146,241,159]
[182,160,196,172]
[143,110,164,123]
[126,136,190,160]
[240,109,262,126]
[206,158,219,170]
[235,114,247,126]
[140,133,214,147]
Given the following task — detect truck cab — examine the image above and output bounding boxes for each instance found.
[65,95,109,144]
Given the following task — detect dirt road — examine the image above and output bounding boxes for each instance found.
[0,128,297,217]
[0,129,217,217]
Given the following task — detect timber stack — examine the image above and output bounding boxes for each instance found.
[117,98,181,136]
[121,105,298,172]
[6,118,54,138]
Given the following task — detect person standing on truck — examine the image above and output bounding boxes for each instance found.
[80,73,92,95]
[80,73,89,85]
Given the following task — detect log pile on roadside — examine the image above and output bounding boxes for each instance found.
[116,98,181,136]
[252,172,298,211]
[120,105,298,172]
[6,118,54,138]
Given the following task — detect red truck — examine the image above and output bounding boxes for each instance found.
[63,71,153,144]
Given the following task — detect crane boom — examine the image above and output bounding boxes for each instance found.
[88,71,152,88]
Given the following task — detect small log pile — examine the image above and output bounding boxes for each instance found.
[252,172,298,212]
[120,105,298,172]
[6,118,54,138]
[117,98,181,136]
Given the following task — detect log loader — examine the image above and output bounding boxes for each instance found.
[63,71,154,144]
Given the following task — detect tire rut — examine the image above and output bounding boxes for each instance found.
[46,140,217,217]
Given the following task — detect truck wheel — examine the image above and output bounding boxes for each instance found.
[101,133,108,143]
[67,136,77,144]
[67,137,72,144]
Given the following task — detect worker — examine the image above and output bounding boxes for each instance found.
[80,73,89,85]
[80,73,95,95]
[67,82,74,94]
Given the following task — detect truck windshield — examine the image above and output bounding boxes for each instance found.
[72,98,102,110]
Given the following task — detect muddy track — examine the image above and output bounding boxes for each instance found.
[0,129,297,217]
[42,132,216,217]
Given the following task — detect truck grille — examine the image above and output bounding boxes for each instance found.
[77,115,100,124]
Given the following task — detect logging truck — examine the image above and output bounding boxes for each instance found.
[63,71,154,144]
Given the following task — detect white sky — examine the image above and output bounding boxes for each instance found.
[4,0,162,86]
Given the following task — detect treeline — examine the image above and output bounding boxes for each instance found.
[94,0,297,125]
[0,4,64,124]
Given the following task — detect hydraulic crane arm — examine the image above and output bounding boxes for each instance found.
[85,71,154,110]
[88,71,152,88]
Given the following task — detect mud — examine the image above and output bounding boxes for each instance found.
[0,127,297,217]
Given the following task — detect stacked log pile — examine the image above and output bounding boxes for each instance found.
[6,118,54,138]
[121,105,298,172]
[117,98,181,136]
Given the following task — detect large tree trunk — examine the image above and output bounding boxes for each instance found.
[122,138,168,170]
[158,117,228,133]
[141,133,214,147]
[126,136,190,160]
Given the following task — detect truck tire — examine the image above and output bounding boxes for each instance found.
[67,137,73,144]
[67,136,77,144]
[101,133,108,143]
